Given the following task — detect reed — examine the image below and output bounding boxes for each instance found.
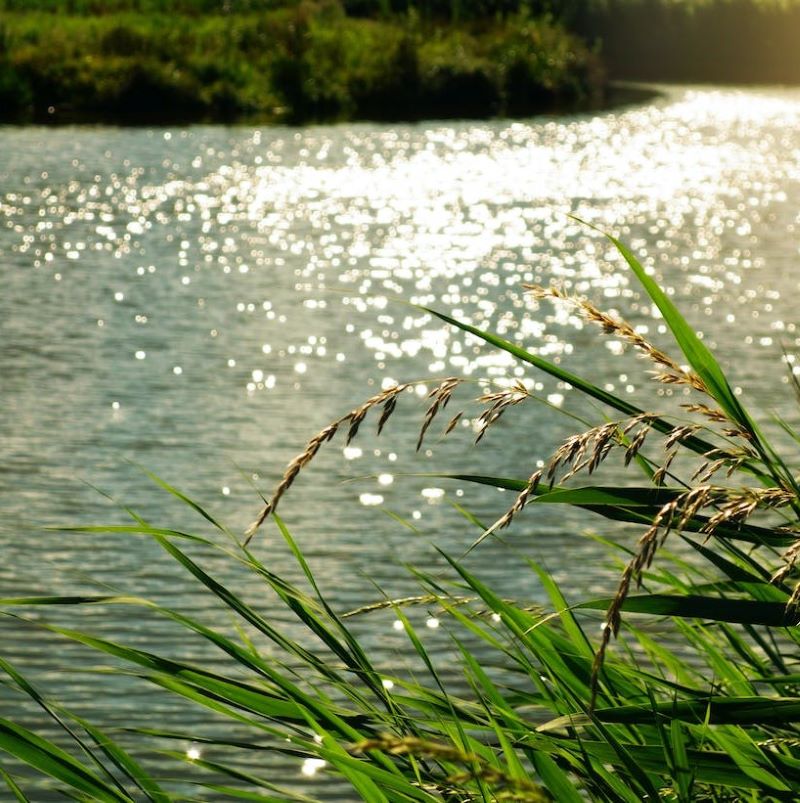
[4,228,800,800]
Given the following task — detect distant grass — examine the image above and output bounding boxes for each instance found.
[0,3,603,124]
[5,226,800,799]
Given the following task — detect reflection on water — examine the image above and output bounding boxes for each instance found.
[3,86,800,796]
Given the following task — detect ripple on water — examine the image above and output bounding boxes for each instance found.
[3,86,800,794]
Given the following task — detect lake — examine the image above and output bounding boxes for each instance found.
[2,85,800,798]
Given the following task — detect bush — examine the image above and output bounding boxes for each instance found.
[0,6,605,123]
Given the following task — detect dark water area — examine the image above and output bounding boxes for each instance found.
[3,86,800,797]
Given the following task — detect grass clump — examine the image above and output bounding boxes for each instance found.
[0,3,603,123]
[5,226,800,800]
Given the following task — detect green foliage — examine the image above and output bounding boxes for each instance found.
[0,3,602,123]
[5,228,800,799]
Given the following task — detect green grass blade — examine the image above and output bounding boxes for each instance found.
[136,464,230,535]
[0,718,132,803]
[69,715,169,803]
[0,766,31,803]
[577,594,798,626]
[441,475,793,546]
[541,697,800,729]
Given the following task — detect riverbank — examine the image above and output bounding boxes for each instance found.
[0,5,605,124]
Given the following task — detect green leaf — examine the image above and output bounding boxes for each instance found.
[0,766,31,803]
[438,476,793,547]
[578,594,799,626]
[540,697,800,730]
[0,718,132,803]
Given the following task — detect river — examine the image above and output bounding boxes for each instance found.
[2,85,800,798]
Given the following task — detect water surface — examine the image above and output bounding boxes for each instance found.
[3,86,800,797]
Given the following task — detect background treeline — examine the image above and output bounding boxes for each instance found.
[0,1,603,123]
[2,0,798,125]
[0,0,566,19]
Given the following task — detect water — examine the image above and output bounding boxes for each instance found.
[3,86,800,797]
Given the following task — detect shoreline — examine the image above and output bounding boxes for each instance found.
[0,8,606,127]
[0,83,661,129]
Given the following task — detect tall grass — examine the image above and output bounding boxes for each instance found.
[4,228,800,799]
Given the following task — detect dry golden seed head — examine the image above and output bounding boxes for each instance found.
[787,582,800,612]
[722,427,753,440]
[591,562,637,706]
[691,459,728,484]
[416,377,462,451]
[490,469,543,533]
[525,283,711,395]
[624,425,651,466]
[681,402,729,422]
[245,382,414,543]
[524,283,569,301]
[621,412,656,434]
[444,411,463,435]
[771,564,793,585]
[664,424,701,451]
[376,396,398,435]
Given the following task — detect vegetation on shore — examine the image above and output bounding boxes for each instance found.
[0,1,603,124]
[5,228,800,799]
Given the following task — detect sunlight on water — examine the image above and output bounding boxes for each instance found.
[5,85,800,612]
[4,86,800,797]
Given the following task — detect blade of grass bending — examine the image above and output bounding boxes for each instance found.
[150,535,362,697]
[0,656,137,799]
[195,785,313,803]
[304,723,390,803]
[540,697,800,730]
[308,747,438,802]
[163,752,322,802]
[457,642,580,802]
[529,562,593,661]
[647,689,686,802]
[577,594,799,626]
[135,464,232,537]
[681,538,777,586]
[593,226,742,421]
[437,551,595,703]
[67,714,169,803]
[1,592,365,730]
[0,718,132,803]
[669,719,693,801]
[33,621,331,725]
[438,475,793,547]
[0,766,30,803]
[573,740,758,789]
[271,516,392,708]
[390,604,481,787]
[706,728,791,792]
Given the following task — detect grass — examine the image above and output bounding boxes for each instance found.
[0,2,603,124]
[5,226,800,799]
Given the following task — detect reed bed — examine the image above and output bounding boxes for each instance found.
[4,227,800,800]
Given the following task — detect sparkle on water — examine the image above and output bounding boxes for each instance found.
[3,86,800,797]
